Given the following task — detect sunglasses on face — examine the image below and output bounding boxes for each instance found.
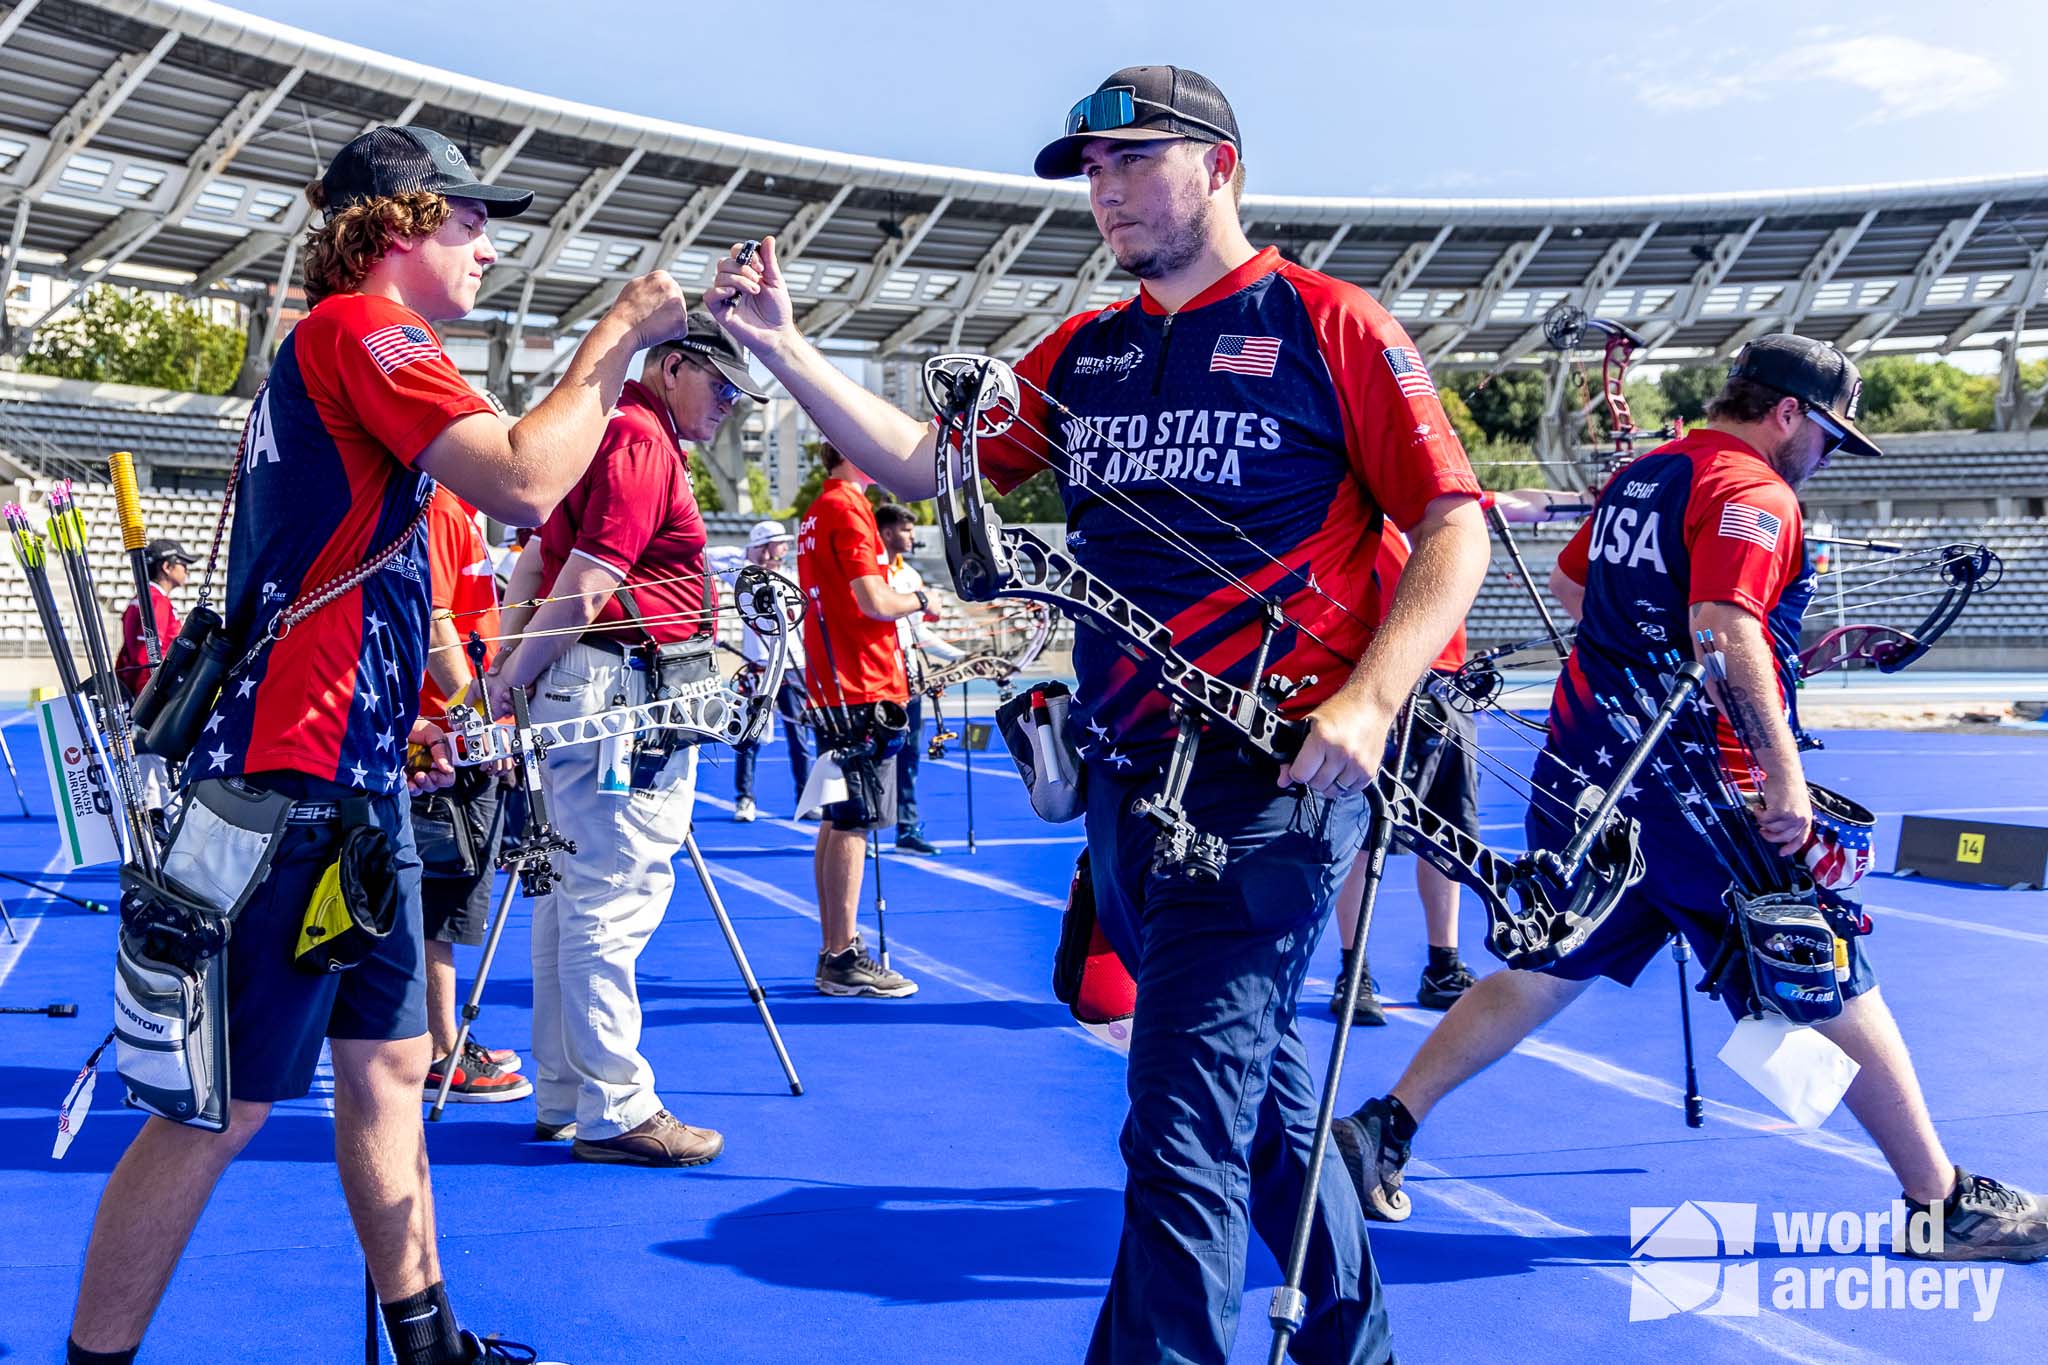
[1803,405,1847,457]
[1063,86,1234,143]
[675,350,746,407]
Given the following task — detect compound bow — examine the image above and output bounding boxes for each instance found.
[441,565,802,767]
[922,353,1697,972]
[1796,536,2001,677]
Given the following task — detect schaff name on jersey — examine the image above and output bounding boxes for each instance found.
[1057,409,1283,489]
[1583,477,1670,573]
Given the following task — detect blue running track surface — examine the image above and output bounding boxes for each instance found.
[0,711,2043,1362]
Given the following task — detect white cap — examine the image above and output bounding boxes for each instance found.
[748,519,793,549]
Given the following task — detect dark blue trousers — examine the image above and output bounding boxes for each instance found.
[733,678,812,806]
[1082,747,1389,1365]
[896,695,923,836]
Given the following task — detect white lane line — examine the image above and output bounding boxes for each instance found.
[0,848,71,991]
[1872,804,2048,818]
[1863,901,2048,947]
[697,794,1064,910]
[923,757,1021,780]
[1404,1160,1892,1365]
[1338,996,1891,1174]
[700,861,1123,1056]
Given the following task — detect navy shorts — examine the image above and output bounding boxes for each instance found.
[224,771,426,1102]
[1525,748,1876,1020]
[825,747,899,832]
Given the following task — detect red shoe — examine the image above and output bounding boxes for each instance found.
[425,1040,534,1104]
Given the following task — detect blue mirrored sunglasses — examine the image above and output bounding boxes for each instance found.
[677,349,746,406]
[1063,86,1233,143]
[1804,405,1847,457]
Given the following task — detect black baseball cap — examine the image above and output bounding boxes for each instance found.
[1727,334,1882,457]
[658,309,770,402]
[144,538,192,572]
[1034,66,1241,180]
[319,126,535,218]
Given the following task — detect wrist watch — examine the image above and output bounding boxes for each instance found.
[914,589,931,615]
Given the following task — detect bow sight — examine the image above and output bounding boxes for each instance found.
[922,352,1701,972]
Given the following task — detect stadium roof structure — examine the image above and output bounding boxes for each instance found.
[4,0,2048,430]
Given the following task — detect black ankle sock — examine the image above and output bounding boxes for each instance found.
[1384,1095,1420,1143]
[67,1343,137,1365]
[1427,945,1460,972]
[382,1282,465,1365]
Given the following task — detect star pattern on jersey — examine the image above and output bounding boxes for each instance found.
[205,744,231,771]
[366,613,386,641]
[1679,786,1708,807]
[1681,739,1707,755]
[386,768,403,790]
[1621,780,1643,802]
[376,728,395,750]
[350,762,370,787]
[1086,719,1109,742]
[1593,746,1613,767]
[236,677,258,699]
[203,711,224,735]
[1108,749,1132,770]
[382,654,400,683]
[362,683,381,712]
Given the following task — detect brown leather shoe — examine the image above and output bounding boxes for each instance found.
[571,1109,724,1168]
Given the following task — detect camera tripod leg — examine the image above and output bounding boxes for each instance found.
[684,830,802,1095]
[0,726,30,817]
[428,867,522,1122]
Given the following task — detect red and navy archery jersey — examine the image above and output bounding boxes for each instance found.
[203,293,493,789]
[1545,429,1806,797]
[979,247,1480,751]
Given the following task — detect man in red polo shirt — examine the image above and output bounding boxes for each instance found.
[489,309,764,1167]
[798,446,926,998]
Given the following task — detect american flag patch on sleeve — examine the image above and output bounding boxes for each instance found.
[1210,334,1281,378]
[362,323,442,374]
[1717,502,1783,551]
[1383,346,1437,399]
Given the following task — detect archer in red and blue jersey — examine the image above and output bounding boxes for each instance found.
[712,64,1492,1365]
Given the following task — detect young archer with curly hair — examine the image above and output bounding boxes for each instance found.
[65,125,693,1365]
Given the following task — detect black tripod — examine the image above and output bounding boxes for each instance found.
[1268,704,1413,1365]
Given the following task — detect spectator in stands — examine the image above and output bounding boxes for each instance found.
[797,447,925,997]
[414,485,530,1104]
[874,502,961,856]
[487,308,762,1168]
[67,124,689,1365]
[1333,486,1591,1022]
[714,518,812,822]
[113,537,189,699]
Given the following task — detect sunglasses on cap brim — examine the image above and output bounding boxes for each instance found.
[1064,86,1233,143]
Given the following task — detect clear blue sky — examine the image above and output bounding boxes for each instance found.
[254,0,2047,198]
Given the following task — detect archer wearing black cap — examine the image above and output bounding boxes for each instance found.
[713,63,1495,1365]
[1338,332,2048,1272]
[66,125,692,1365]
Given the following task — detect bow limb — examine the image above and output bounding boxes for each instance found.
[1798,542,2000,677]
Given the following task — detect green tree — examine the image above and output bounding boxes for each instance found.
[1855,355,1994,432]
[991,469,1065,524]
[1657,364,1724,425]
[1457,369,1549,443]
[690,462,725,513]
[744,464,771,516]
[1463,435,1543,491]
[21,286,246,395]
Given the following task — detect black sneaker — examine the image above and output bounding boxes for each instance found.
[458,1330,565,1363]
[1333,1095,1413,1223]
[1904,1168,2048,1262]
[425,1041,534,1104]
[1328,949,1385,1026]
[1417,958,1479,1011]
[815,933,919,998]
[895,830,942,856]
